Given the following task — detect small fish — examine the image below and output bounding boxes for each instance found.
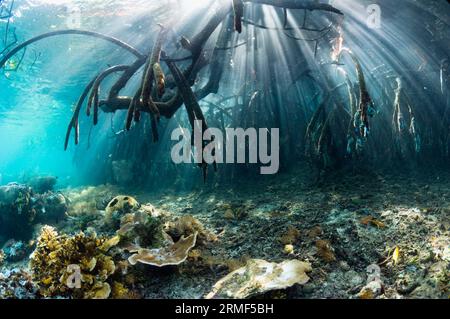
[392,246,400,265]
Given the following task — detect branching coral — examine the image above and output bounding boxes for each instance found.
[29,226,119,299]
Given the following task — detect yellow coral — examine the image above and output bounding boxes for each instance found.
[30,225,118,299]
[111,281,139,299]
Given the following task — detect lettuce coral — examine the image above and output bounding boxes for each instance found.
[206,259,312,299]
[128,232,198,267]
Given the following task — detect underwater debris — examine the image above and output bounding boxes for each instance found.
[206,259,312,299]
[128,232,198,267]
[393,78,406,133]
[29,226,118,299]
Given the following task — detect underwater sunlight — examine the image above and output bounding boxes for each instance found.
[0,0,448,304]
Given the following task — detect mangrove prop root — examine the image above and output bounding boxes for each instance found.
[0,29,144,68]
[108,57,146,100]
[126,89,141,131]
[141,26,167,117]
[339,49,374,137]
[246,0,343,15]
[3,0,346,179]
[232,0,244,33]
[64,78,97,150]
[137,26,169,142]
[87,65,129,125]
[165,55,210,180]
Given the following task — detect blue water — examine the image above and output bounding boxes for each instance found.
[0,0,449,189]
[0,0,150,186]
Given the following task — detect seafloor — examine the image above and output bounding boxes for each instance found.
[0,167,449,299]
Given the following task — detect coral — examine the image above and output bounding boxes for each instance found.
[128,232,198,267]
[279,226,301,245]
[206,259,312,299]
[358,280,383,299]
[284,244,295,255]
[111,281,140,299]
[2,240,29,262]
[34,192,68,224]
[307,226,324,239]
[65,185,120,217]
[117,210,165,249]
[0,268,37,299]
[27,176,57,194]
[0,183,69,245]
[164,215,217,245]
[112,204,198,268]
[105,195,141,228]
[316,239,336,263]
[0,250,4,265]
[0,183,35,243]
[29,226,119,299]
